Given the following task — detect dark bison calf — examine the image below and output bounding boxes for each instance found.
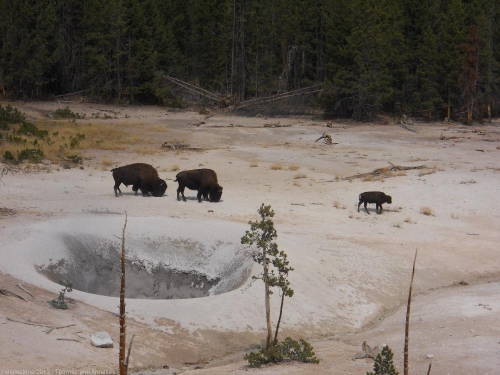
[358,191,392,214]
[175,169,223,203]
[111,163,167,197]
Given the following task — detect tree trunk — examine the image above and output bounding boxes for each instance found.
[447,96,451,120]
[262,248,273,350]
[273,292,285,345]
[404,250,418,375]
[119,213,128,375]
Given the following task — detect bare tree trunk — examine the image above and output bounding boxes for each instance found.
[488,104,491,123]
[119,213,128,375]
[404,249,418,375]
[231,0,236,99]
[273,292,285,345]
[447,96,451,120]
[262,248,273,350]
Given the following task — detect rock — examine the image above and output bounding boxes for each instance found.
[90,332,114,348]
[426,354,434,359]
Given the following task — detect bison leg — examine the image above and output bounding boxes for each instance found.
[377,204,383,214]
[177,186,187,201]
[357,201,362,212]
[114,182,122,197]
[132,184,140,196]
[197,190,203,203]
[364,202,370,214]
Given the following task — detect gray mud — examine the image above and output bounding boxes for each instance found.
[36,235,220,299]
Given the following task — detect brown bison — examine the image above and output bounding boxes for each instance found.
[175,169,223,202]
[358,191,392,214]
[111,163,167,197]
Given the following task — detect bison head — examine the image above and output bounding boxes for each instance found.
[386,195,392,204]
[151,179,168,197]
[209,185,223,202]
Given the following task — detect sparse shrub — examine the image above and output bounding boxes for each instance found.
[53,107,83,119]
[393,222,403,228]
[3,150,15,162]
[0,104,25,124]
[250,162,258,167]
[50,279,73,310]
[6,134,27,144]
[17,148,44,163]
[420,206,434,216]
[169,164,180,172]
[288,164,300,171]
[69,133,85,149]
[270,163,283,170]
[404,217,413,223]
[294,173,307,179]
[244,338,319,368]
[102,159,113,167]
[17,121,48,138]
[367,345,399,375]
[66,154,83,164]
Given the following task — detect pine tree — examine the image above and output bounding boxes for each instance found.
[367,346,399,375]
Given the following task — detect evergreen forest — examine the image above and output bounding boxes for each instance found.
[1,0,499,122]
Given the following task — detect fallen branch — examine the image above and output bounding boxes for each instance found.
[399,114,417,133]
[6,317,52,327]
[352,341,380,360]
[16,284,34,299]
[125,334,136,369]
[56,338,81,343]
[315,132,336,145]
[343,164,428,181]
[45,324,76,334]
[1,288,28,302]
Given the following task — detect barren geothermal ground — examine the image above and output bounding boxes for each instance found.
[0,101,499,375]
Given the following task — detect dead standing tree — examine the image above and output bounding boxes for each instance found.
[119,212,135,375]
[404,249,418,375]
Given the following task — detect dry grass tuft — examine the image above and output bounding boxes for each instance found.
[404,217,413,224]
[420,206,435,216]
[451,213,459,220]
[288,164,300,171]
[294,173,307,179]
[250,161,259,167]
[168,164,180,172]
[102,159,113,167]
[393,222,403,229]
[362,175,374,182]
[418,169,436,177]
[270,163,283,170]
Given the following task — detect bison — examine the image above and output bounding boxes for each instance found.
[175,169,223,203]
[358,191,392,214]
[111,163,167,197]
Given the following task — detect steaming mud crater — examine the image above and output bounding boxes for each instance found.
[1,216,253,300]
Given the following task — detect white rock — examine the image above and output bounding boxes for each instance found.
[90,331,114,348]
